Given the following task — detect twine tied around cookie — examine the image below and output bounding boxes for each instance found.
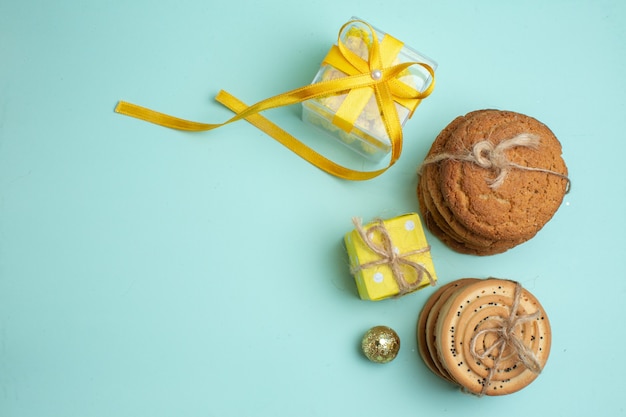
[419,133,570,191]
[469,281,543,396]
[351,218,435,296]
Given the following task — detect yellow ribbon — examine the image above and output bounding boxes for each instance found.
[115,19,435,181]
[321,27,423,132]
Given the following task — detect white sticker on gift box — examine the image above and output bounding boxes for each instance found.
[405,220,415,231]
[373,272,384,283]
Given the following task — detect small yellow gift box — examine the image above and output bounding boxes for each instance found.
[302,18,437,162]
[344,213,437,301]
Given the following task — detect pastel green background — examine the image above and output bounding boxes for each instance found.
[1,0,624,416]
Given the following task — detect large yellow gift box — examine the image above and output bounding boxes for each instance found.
[344,213,437,301]
[302,18,437,162]
[115,18,436,181]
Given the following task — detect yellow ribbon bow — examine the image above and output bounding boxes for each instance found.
[115,19,435,181]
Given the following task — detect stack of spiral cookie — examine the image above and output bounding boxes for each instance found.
[417,110,569,255]
[417,278,551,396]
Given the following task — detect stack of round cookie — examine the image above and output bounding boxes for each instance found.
[416,278,551,396]
[417,110,569,255]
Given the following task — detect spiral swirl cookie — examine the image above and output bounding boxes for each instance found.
[417,110,569,255]
[417,278,479,382]
[417,278,551,396]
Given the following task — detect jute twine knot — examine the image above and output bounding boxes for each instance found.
[469,281,543,396]
[419,133,570,191]
[351,218,435,296]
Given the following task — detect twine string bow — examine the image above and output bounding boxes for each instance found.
[469,281,543,396]
[351,218,435,295]
[419,133,570,190]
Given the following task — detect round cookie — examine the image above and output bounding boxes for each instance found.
[439,110,569,242]
[419,175,472,248]
[435,278,551,396]
[419,163,522,256]
[417,279,478,381]
[420,111,498,248]
[416,280,457,380]
[418,110,530,255]
[421,278,480,381]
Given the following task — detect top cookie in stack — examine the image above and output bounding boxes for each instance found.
[417,110,569,255]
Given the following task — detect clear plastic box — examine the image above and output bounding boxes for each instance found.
[302,18,437,162]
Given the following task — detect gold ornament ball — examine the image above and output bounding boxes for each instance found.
[361,325,400,363]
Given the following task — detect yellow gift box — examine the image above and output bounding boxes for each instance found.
[302,18,437,162]
[344,213,436,301]
[115,18,436,181]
